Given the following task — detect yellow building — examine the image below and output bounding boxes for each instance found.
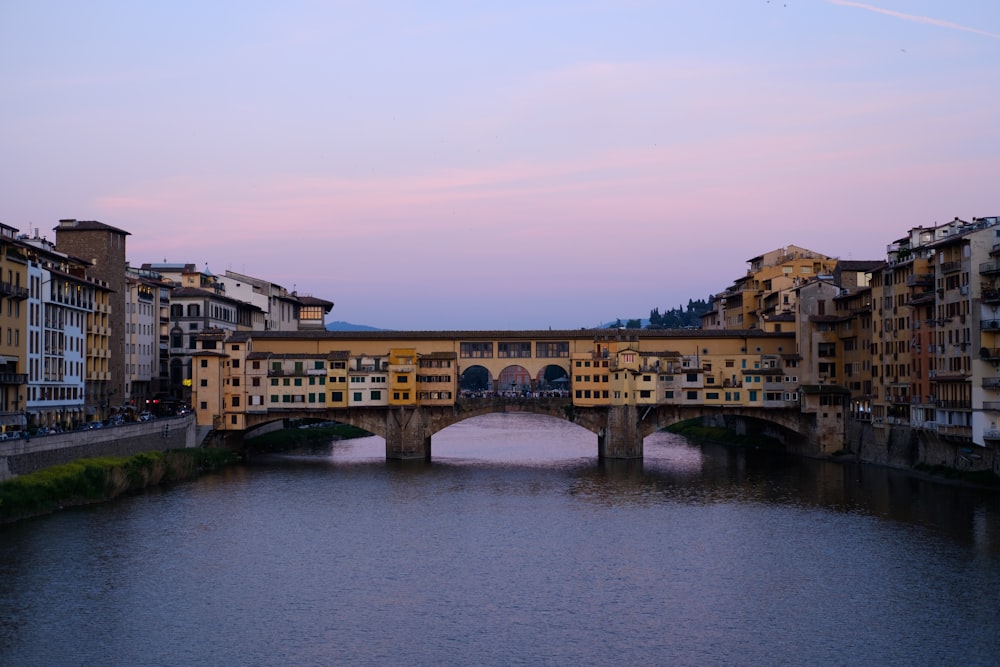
[834,285,874,420]
[326,351,350,408]
[0,223,28,433]
[388,348,417,406]
[416,352,458,406]
[569,345,612,407]
[85,280,113,420]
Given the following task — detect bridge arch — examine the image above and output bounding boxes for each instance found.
[497,365,531,394]
[536,364,570,393]
[229,402,818,461]
[460,365,493,392]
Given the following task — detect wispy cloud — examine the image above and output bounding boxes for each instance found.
[828,1,1000,40]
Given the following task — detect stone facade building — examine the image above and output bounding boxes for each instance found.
[54,219,129,417]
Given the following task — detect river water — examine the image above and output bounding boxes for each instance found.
[2,413,1000,666]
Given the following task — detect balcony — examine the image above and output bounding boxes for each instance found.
[936,400,971,410]
[983,402,1000,411]
[905,291,935,306]
[981,261,1000,275]
[984,288,1000,304]
[0,372,27,385]
[942,260,963,274]
[906,273,935,287]
[0,282,28,300]
[984,430,1000,441]
[982,377,1000,389]
[268,369,307,377]
[936,424,972,439]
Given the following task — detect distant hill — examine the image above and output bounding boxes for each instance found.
[326,321,385,332]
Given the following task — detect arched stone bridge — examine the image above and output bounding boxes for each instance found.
[228,397,815,460]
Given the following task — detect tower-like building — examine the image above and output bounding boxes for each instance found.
[54,219,129,416]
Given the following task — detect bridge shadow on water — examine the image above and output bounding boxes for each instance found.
[250,413,1000,551]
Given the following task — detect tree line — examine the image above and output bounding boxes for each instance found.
[610,298,712,330]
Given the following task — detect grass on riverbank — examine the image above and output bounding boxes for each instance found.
[244,424,371,454]
[664,422,785,450]
[0,448,238,523]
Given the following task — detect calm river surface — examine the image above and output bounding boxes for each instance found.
[3,413,1000,666]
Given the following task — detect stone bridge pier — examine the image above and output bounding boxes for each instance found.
[597,405,643,459]
[384,406,434,460]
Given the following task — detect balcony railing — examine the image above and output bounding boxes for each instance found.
[980,261,1000,274]
[936,400,971,410]
[936,424,972,438]
[905,291,935,306]
[0,282,28,300]
[906,273,934,287]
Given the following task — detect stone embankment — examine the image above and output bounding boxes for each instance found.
[0,415,198,481]
[847,417,1000,486]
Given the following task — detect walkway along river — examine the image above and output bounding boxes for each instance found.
[2,413,1000,666]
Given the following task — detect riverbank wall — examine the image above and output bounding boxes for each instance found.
[0,415,197,482]
[848,418,1000,477]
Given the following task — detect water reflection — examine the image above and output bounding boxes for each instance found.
[3,413,1000,666]
[295,413,1000,553]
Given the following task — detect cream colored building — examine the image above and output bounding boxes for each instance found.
[20,234,98,428]
[706,245,838,332]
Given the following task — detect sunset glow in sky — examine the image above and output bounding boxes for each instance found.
[2,1,998,330]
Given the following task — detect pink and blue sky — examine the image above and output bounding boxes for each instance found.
[2,1,998,330]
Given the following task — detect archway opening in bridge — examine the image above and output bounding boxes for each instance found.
[497,365,531,396]
[664,415,805,452]
[460,365,493,394]
[431,412,597,463]
[536,365,569,394]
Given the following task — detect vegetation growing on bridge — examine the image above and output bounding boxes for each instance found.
[665,421,784,450]
[245,423,371,454]
[0,448,238,524]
